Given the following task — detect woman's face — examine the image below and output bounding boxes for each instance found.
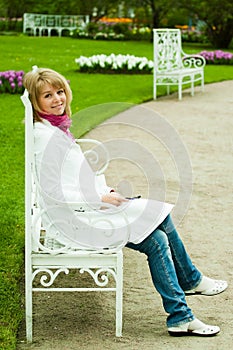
[38,83,67,115]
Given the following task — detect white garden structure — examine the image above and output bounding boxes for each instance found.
[153,29,206,100]
[23,13,89,37]
[21,88,129,342]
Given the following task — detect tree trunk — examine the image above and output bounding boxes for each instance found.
[150,4,160,41]
[206,20,233,49]
[152,11,160,29]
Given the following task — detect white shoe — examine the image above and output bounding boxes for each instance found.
[168,318,220,337]
[185,277,228,296]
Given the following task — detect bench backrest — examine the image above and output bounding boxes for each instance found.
[21,89,130,255]
[153,29,183,73]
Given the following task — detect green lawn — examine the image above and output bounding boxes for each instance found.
[0,35,232,349]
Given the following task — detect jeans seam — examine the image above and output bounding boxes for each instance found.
[150,236,179,299]
[169,237,190,285]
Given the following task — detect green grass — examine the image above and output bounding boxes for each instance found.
[0,96,25,349]
[0,35,232,349]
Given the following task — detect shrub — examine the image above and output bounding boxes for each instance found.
[71,20,151,41]
[0,18,23,32]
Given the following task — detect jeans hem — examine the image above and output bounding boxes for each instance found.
[167,315,195,328]
[186,274,203,291]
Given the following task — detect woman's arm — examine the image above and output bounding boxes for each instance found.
[101,192,128,207]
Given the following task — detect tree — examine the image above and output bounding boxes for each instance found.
[126,0,176,28]
[1,0,124,18]
[177,0,233,48]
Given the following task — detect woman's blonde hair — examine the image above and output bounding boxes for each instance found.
[23,68,72,122]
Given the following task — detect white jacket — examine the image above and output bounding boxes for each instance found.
[34,120,173,250]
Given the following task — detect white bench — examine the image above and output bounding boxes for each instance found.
[23,13,89,37]
[21,89,129,342]
[153,28,206,100]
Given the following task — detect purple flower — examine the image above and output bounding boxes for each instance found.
[0,70,25,94]
[199,50,233,64]
[16,70,24,77]
[226,53,233,59]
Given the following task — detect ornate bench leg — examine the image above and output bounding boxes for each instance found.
[25,275,33,342]
[191,78,194,97]
[178,81,182,100]
[153,80,157,100]
[115,251,123,337]
[201,73,205,92]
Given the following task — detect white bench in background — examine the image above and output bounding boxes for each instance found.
[153,28,206,100]
[23,13,89,37]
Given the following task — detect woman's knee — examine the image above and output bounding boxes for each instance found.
[140,229,169,256]
[151,229,169,247]
[159,214,176,234]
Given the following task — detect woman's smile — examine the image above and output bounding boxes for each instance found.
[38,83,67,115]
[52,103,64,113]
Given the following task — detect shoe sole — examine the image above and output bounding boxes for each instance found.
[185,289,226,296]
[168,330,220,337]
[185,281,228,296]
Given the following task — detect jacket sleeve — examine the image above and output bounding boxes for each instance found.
[34,122,111,209]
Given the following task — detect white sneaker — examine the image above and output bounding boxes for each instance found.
[185,277,228,296]
[168,318,220,337]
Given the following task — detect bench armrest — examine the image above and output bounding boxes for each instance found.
[181,52,206,68]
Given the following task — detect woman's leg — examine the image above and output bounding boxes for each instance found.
[158,214,228,295]
[126,228,194,327]
[158,214,202,291]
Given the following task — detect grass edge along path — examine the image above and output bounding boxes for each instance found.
[0,36,232,349]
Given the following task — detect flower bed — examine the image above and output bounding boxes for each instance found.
[198,50,233,65]
[75,54,154,74]
[71,20,151,41]
[0,70,24,94]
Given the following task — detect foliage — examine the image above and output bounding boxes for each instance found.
[177,0,233,48]
[75,53,153,73]
[127,0,178,29]
[0,0,121,18]
[1,0,232,48]
[180,29,209,44]
[72,20,151,41]
[0,70,24,94]
[0,18,23,32]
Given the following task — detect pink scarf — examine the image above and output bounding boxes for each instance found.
[38,112,75,141]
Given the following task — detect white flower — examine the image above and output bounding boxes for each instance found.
[75,54,153,73]
[112,62,118,70]
[106,56,113,65]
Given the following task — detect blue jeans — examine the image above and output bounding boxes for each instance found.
[126,214,202,327]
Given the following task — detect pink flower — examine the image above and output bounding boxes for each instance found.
[199,50,233,64]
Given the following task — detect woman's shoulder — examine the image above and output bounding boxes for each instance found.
[34,120,75,150]
[33,121,58,150]
[34,120,58,137]
[34,120,53,130]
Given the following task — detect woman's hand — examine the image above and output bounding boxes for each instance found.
[101,192,128,207]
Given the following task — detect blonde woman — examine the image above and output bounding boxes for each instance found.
[23,67,227,337]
